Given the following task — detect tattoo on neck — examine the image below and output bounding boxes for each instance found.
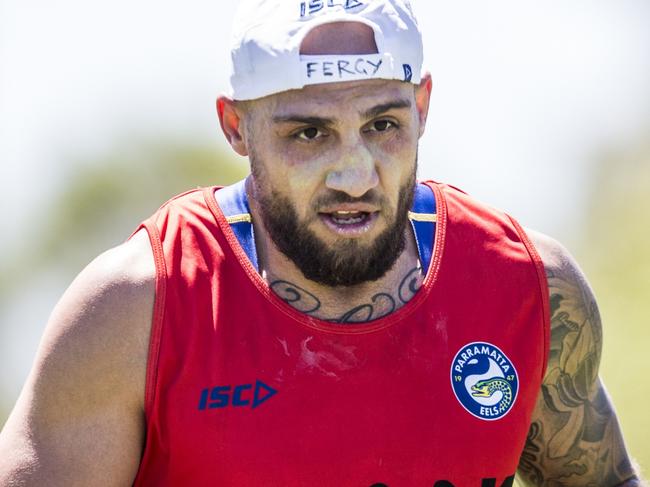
[335,293,396,323]
[270,267,423,324]
[270,280,321,314]
[398,267,423,304]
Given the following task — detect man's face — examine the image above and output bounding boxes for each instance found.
[240,78,426,286]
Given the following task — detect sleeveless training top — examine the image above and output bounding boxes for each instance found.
[132,180,549,487]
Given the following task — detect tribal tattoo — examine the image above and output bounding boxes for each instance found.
[270,281,321,314]
[517,261,639,486]
[270,266,423,324]
[398,267,423,304]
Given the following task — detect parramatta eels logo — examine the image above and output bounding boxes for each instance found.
[450,342,518,421]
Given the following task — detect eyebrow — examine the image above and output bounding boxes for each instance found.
[363,99,412,119]
[272,115,335,126]
[272,99,412,126]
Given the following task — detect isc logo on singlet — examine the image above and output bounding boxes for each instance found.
[450,342,519,421]
[198,380,277,410]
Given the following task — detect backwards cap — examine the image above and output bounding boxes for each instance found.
[228,0,423,100]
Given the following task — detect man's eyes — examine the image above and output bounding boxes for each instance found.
[295,126,324,141]
[367,119,398,132]
[292,119,398,142]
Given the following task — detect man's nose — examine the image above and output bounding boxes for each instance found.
[325,138,379,198]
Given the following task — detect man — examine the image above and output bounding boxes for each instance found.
[0,0,644,485]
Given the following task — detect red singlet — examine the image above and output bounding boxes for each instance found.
[133,181,549,486]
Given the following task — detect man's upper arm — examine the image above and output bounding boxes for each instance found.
[517,230,643,486]
[0,229,155,486]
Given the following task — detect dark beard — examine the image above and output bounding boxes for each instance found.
[253,177,415,287]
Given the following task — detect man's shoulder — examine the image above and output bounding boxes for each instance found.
[0,230,155,484]
[524,228,594,330]
[524,228,602,382]
[525,228,584,289]
[70,228,156,321]
[40,227,156,394]
[19,228,156,409]
[24,228,157,415]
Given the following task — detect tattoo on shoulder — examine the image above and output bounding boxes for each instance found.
[517,263,636,485]
[270,267,422,324]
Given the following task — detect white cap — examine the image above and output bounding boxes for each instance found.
[228,0,423,100]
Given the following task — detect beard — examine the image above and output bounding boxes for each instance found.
[251,160,416,288]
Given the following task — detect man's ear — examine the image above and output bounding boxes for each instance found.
[217,96,248,156]
[414,72,432,138]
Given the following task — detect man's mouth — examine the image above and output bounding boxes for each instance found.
[329,210,369,225]
[318,210,378,235]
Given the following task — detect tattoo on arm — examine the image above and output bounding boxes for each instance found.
[270,267,421,324]
[517,265,638,486]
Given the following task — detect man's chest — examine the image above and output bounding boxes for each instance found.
[136,294,537,486]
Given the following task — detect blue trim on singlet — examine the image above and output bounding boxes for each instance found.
[215,179,436,275]
[215,179,259,272]
[409,183,437,275]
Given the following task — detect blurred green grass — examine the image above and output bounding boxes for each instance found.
[0,141,247,299]
[580,141,650,475]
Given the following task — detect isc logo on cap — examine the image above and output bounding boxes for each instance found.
[300,0,364,18]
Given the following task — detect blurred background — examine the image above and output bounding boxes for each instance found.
[1,0,649,479]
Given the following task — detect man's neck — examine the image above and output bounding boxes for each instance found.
[254,222,423,324]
